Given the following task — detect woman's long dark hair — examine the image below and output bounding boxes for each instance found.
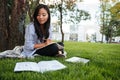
[33,4,50,42]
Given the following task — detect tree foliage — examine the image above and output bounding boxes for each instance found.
[110,2,120,36]
[49,0,90,42]
[99,0,120,43]
[49,0,90,24]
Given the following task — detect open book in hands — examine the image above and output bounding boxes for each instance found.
[14,60,66,73]
[65,57,90,63]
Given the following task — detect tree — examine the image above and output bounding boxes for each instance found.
[110,2,120,37]
[0,0,26,51]
[8,0,26,49]
[0,0,9,51]
[99,0,110,43]
[99,0,119,43]
[49,0,90,42]
[59,0,64,42]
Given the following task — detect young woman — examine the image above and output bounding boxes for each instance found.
[21,4,65,58]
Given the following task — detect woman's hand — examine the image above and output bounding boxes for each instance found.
[34,39,53,49]
[45,39,52,45]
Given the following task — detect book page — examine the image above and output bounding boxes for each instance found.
[14,62,39,72]
[65,57,90,63]
[38,60,66,73]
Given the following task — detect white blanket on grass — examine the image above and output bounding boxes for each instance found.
[0,46,24,58]
[0,44,66,59]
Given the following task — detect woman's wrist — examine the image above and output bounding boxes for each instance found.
[34,43,46,49]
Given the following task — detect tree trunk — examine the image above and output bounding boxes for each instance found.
[8,0,25,49]
[0,0,9,51]
[59,0,64,43]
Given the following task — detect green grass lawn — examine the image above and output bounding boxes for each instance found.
[0,41,120,80]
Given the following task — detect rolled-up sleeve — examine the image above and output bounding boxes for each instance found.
[24,23,37,50]
[48,26,52,39]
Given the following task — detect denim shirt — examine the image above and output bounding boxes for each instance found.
[21,22,52,57]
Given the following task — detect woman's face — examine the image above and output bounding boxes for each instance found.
[37,8,49,25]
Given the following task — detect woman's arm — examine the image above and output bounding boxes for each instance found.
[34,43,46,49]
[34,26,53,49]
[34,39,53,49]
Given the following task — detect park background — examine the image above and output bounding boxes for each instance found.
[0,0,120,51]
[0,0,120,80]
